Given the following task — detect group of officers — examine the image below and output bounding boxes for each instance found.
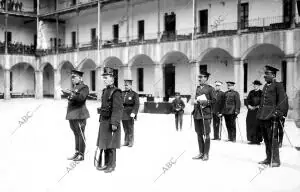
[63,64,288,174]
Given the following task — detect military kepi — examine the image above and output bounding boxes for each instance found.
[215,81,223,86]
[265,65,279,74]
[102,67,114,76]
[71,69,84,77]
[226,81,235,86]
[175,92,180,96]
[124,79,133,84]
[199,71,211,78]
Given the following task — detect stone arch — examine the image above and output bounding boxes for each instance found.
[77,58,97,71]
[40,62,54,72]
[103,56,123,68]
[160,51,190,99]
[128,54,156,95]
[57,60,75,71]
[197,48,234,88]
[241,43,285,94]
[241,43,284,61]
[60,61,75,90]
[197,48,233,62]
[10,62,35,96]
[43,63,54,97]
[128,54,155,67]
[77,58,97,92]
[160,51,189,65]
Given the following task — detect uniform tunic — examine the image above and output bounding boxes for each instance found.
[256,81,288,164]
[96,85,123,149]
[212,90,225,139]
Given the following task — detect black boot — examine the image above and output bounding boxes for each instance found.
[202,154,209,161]
[67,152,79,160]
[258,159,270,165]
[192,153,204,160]
[73,153,84,161]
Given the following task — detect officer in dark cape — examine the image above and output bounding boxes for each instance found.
[64,69,90,161]
[95,67,123,173]
[257,65,288,167]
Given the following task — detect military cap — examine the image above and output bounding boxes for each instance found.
[102,67,114,76]
[215,81,223,86]
[265,65,279,74]
[175,92,180,96]
[226,81,235,86]
[199,71,211,78]
[253,80,262,85]
[124,79,133,85]
[71,69,84,77]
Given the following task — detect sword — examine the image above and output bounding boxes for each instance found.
[236,116,244,143]
[199,106,207,140]
[270,119,277,167]
[219,115,223,140]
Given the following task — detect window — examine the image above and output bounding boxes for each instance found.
[137,68,144,92]
[113,69,118,87]
[34,34,37,48]
[281,61,287,91]
[10,71,12,91]
[138,20,145,41]
[91,70,96,91]
[113,24,119,43]
[5,31,12,43]
[164,12,176,35]
[240,3,249,29]
[199,10,208,33]
[71,31,76,48]
[243,62,248,93]
[72,0,77,6]
[283,0,293,23]
[91,28,96,42]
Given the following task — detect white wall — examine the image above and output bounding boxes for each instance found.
[11,64,35,93]
[61,64,73,90]
[131,65,155,95]
[175,64,192,95]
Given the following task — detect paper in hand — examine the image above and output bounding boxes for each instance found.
[197,94,207,101]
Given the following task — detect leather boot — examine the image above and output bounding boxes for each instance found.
[202,154,209,161]
[67,152,79,160]
[73,153,84,161]
[192,153,204,160]
[258,159,270,165]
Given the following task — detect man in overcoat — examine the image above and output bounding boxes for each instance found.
[96,67,123,173]
[64,69,90,161]
[212,81,225,140]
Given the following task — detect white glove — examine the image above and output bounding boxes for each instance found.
[130,113,135,118]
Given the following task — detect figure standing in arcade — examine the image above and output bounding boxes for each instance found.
[171,92,185,131]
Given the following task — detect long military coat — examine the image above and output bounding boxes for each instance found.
[96,85,123,149]
[122,89,140,120]
[65,82,90,120]
[257,81,288,120]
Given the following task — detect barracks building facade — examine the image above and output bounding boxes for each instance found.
[0,0,300,120]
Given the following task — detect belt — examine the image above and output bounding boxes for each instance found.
[123,104,134,107]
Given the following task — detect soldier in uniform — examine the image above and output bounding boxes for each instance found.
[171,92,185,131]
[95,67,123,173]
[64,69,90,161]
[212,81,225,140]
[122,79,140,147]
[222,81,241,142]
[257,65,288,167]
[191,71,216,161]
